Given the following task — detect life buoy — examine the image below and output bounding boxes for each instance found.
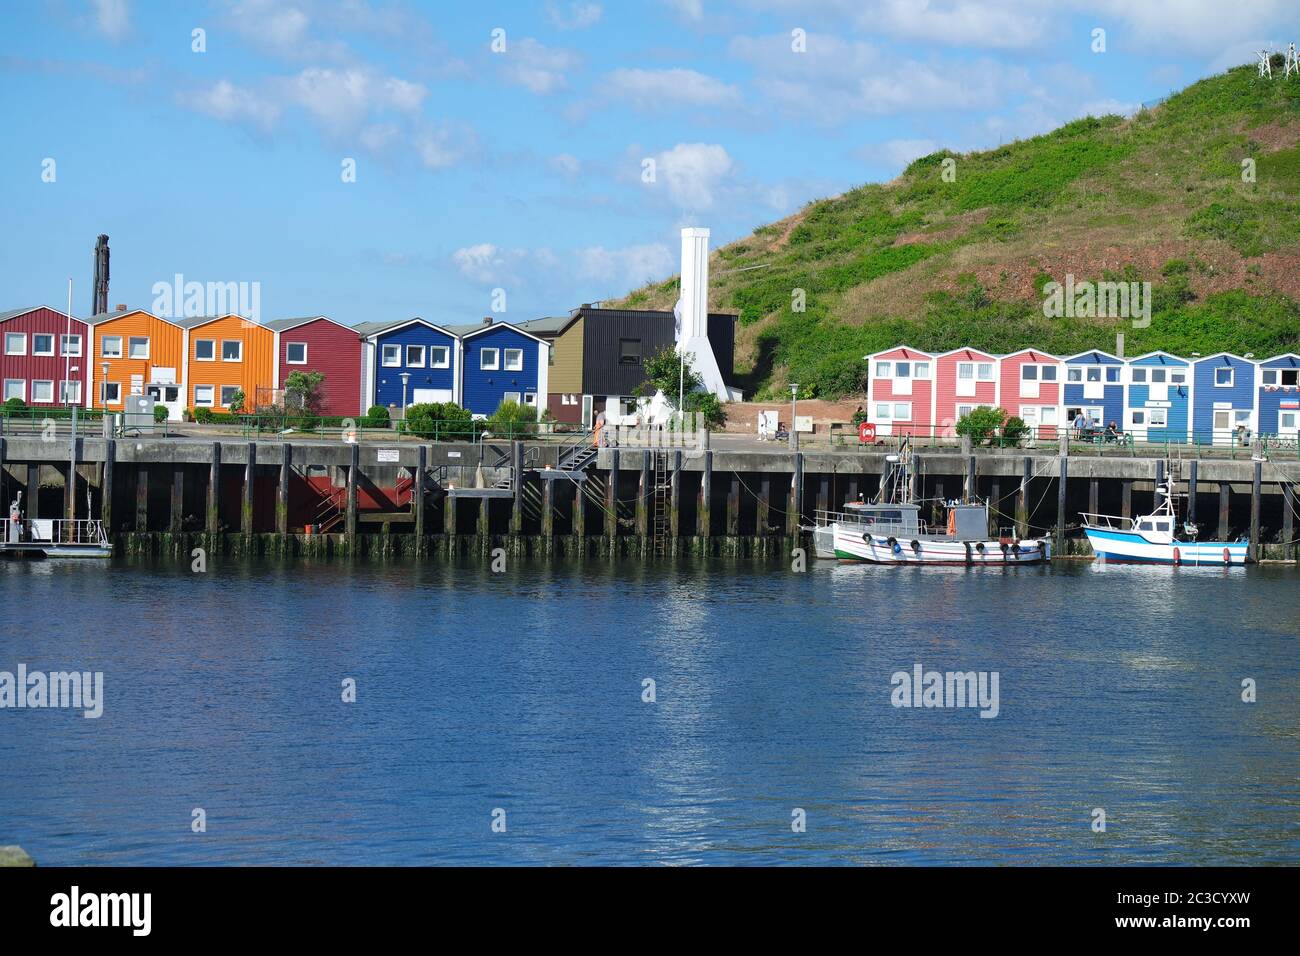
[861,533,872,545]
[946,510,956,536]
[910,539,921,552]
[889,537,902,555]
[1172,546,1181,566]
[975,541,986,553]
[1223,547,1231,565]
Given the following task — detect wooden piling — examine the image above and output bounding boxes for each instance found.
[758,476,771,535]
[699,450,712,539]
[278,444,291,537]
[1187,460,1198,525]
[478,496,490,541]
[1249,459,1262,562]
[171,466,185,533]
[26,464,39,516]
[1088,478,1099,520]
[727,474,740,537]
[542,478,554,539]
[636,451,649,538]
[443,493,456,536]
[135,464,148,532]
[207,442,221,534]
[1121,479,1133,521]
[102,441,115,531]
[243,442,256,535]
[1283,482,1295,558]
[66,437,81,521]
[510,441,523,535]
[1218,482,1230,541]
[965,454,976,501]
[670,451,681,541]
[346,442,359,540]
[414,444,426,544]
[1016,457,1030,538]
[605,450,619,541]
[1055,456,1068,551]
[788,452,804,537]
[572,480,585,540]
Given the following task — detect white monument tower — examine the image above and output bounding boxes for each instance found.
[674,227,738,401]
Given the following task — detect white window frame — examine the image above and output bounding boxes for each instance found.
[957,362,974,381]
[220,385,241,407]
[1130,368,1147,383]
[221,340,242,362]
[194,384,215,407]
[976,362,994,381]
[32,333,55,356]
[31,380,54,403]
[1263,369,1278,386]
[128,336,150,360]
[1234,410,1251,427]
[1130,410,1146,427]
[895,361,912,379]
[1086,367,1102,383]
[502,391,522,405]
[195,339,216,361]
[286,342,308,365]
[3,379,26,401]
[381,344,401,367]
[100,335,122,358]
[60,380,82,404]
[103,382,122,404]
[429,345,450,369]
[523,392,537,407]
[1105,367,1120,383]
[956,404,976,419]
[61,334,82,357]
[1148,407,1168,428]
[1215,367,1234,388]
[1213,410,1230,430]
[1149,368,1167,384]
[912,362,931,380]
[1067,367,1083,382]
[405,344,426,368]
[503,348,524,372]
[5,332,27,356]
[875,361,892,378]
[480,347,500,371]
[1282,369,1300,387]
[1170,370,1186,384]
[892,402,912,421]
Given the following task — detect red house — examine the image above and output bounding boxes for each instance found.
[935,347,999,436]
[865,345,934,436]
[1,306,91,408]
[999,348,1063,437]
[265,316,362,417]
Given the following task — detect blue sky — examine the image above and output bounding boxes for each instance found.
[2,0,1297,327]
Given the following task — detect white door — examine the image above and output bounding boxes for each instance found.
[146,384,184,421]
[412,388,453,405]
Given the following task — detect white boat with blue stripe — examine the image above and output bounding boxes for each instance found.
[1081,485,1249,566]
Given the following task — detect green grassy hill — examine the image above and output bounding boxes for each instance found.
[611,62,1300,400]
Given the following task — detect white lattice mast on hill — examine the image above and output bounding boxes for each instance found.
[1286,42,1299,79]
[1258,48,1272,78]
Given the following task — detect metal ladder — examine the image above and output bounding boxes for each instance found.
[652,451,671,553]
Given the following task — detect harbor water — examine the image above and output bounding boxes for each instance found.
[1,556,1297,865]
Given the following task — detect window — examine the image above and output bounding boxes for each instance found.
[1132,410,1146,425]
[103,382,121,404]
[5,333,26,355]
[1105,367,1120,383]
[60,381,81,403]
[61,334,82,357]
[195,339,216,361]
[1150,368,1167,384]
[128,336,149,360]
[957,362,973,380]
[1138,520,1155,531]
[1042,366,1057,381]
[1067,367,1082,382]
[1282,412,1297,430]
[381,344,401,367]
[876,402,912,422]
[480,347,499,370]
[896,361,912,378]
[194,385,215,407]
[503,391,521,405]
[406,344,426,367]
[286,342,307,364]
[1286,370,1300,386]
[1020,406,1058,427]
[1265,368,1299,386]
[32,334,54,356]
[619,339,641,365]
[977,362,994,380]
[1086,367,1102,382]
[429,346,449,368]
[1023,365,1039,381]
[876,361,892,378]
[3,379,24,401]
[32,380,54,403]
[221,340,242,362]
[893,403,912,421]
[1215,367,1234,387]
[100,335,122,358]
[1213,410,1230,430]
[504,348,524,371]
[1234,410,1251,427]
[1148,408,1168,427]
[913,362,931,379]
[524,392,537,406]
[1170,371,1186,384]
[1131,368,1147,383]
[1040,406,1058,425]
[220,385,241,407]
[956,404,976,419]
[1264,369,1277,385]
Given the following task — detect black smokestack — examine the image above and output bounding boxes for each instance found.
[92,235,110,316]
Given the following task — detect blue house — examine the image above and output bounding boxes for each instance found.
[1063,350,1124,429]
[1191,353,1257,446]
[358,318,459,412]
[452,319,550,417]
[1125,351,1190,442]
[1258,353,1300,439]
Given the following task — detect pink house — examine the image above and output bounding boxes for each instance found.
[998,348,1063,437]
[935,347,998,435]
[865,346,934,436]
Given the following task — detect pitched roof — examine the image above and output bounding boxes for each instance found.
[0,305,79,324]
[355,317,454,339]
[264,315,358,334]
[451,319,550,345]
[514,314,578,337]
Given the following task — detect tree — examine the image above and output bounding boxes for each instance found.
[955,406,1006,443]
[285,370,326,413]
[486,400,537,436]
[636,346,727,428]
[403,401,477,440]
[227,389,246,414]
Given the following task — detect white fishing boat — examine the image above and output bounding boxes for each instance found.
[812,442,1050,565]
[1081,483,1249,566]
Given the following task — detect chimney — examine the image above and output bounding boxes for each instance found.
[91,234,110,316]
[675,227,730,400]
[482,316,493,325]
[115,304,127,312]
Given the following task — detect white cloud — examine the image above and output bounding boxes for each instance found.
[545,1,603,30]
[649,143,735,210]
[662,0,704,20]
[1083,0,1296,55]
[282,67,427,133]
[497,38,580,95]
[575,244,675,287]
[415,123,477,169]
[88,0,130,41]
[1208,40,1277,74]
[858,138,940,170]
[550,153,582,177]
[177,80,282,131]
[451,244,561,286]
[603,68,743,111]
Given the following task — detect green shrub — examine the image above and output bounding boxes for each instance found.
[485,400,537,436]
[153,405,169,423]
[403,402,476,440]
[956,406,1007,443]
[1002,416,1031,443]
[3,397,27,411]
[366,405,391,427]
[193,407,214,424]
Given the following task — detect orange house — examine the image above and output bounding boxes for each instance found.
[181,315,275,414]
[89,308,187,420]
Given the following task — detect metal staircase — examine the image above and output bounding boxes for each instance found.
[312,484,346,533]
[652,451,671,553]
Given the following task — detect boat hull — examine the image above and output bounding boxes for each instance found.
[1083,528,1249,566]
[827,524,1050,565]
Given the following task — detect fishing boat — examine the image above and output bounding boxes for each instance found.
[812,441,1050,565]
[1080,482,1248,565]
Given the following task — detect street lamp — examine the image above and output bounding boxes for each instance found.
[789,383,799,451]
[399,372,411,418]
